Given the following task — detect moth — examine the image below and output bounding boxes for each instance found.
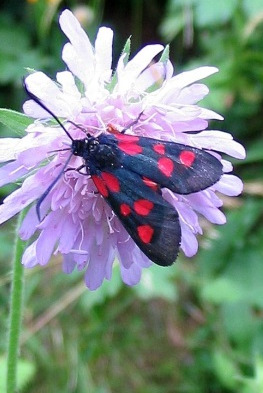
[24,83,223,266]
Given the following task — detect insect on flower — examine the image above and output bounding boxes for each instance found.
[24,82,223,267]
[0,10,245,289]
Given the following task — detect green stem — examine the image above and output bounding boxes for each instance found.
[6,210,27,393]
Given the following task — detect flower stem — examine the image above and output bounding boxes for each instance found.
[6,210,27,393]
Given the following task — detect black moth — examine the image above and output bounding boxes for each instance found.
[24,82,223,266]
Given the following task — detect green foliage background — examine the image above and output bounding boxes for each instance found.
[0,0,263,392]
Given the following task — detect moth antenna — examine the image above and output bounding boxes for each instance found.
[48,147,71,154]
[67,120,87,133]
[23,78,74,142]
[36,153,73,221]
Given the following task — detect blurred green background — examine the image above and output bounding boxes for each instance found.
[1,1,263,392]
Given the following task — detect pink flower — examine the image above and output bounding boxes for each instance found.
[0,9,245,290]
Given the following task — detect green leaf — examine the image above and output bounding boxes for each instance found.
[106,37,131,93]
[0,109,33,135]
[159,45,170,63]
[121,37,131,66]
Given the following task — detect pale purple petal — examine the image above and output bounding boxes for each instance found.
[56,71,81,98]
[116,44,164,93]
[0,138,21,162]
[24,72,81,119]
[175,83,210,104]
[0,172,46,224]
[186,192,226,225]
[59,9,93,61]
[35,210,67,265]
[199,108,224,120]
[19,205,39,240]
[62,254,77,274]
[60,10,95,88]
[84,244,115,290]
[180,220,199,257]
[221,159,233,173]
[190,131,246,158]
[57,215,80,253]
[117,239,135,269]
[168,66,218,89]
[136,61,172,91]
[216,174,243,196]
[94,27,113,83]
[0,161,28,187]
[120,263,142,286]
[22,241,38,268]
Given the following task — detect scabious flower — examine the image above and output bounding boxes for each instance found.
[0,9,245,290]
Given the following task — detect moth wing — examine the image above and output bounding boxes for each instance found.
[113,134,223,194]
[91,166,181,266]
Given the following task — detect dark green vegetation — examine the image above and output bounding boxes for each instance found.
[1,1,263,392]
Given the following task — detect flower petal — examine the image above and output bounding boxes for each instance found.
[120,262,142,286]
[94,27,113,83]
[85,244,114,290]
[0,172,46,224]
[216,174,243,196]
[0,161,27,187]
[116,44,164,94]
[22,241,38,268]
[190,130,246,158]
[169,66,218,90]
[0,138,22,162]
[60,10,95,88]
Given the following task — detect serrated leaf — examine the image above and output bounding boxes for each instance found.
[0,109,33,135]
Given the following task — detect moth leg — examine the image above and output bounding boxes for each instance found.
[121,111,144,134]
[64,164,86,175]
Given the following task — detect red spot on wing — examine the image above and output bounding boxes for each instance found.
[92,175,108,197]
[118,142,143,155]
[153,143,165,155]
[142,177,159,191]
[120,203,131,216]
[101,172,120,192]
[115,134,139,142]
[134,199,154,216]
[137,225,154,244]
[179,150,196,167]
[158,157,174,177]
